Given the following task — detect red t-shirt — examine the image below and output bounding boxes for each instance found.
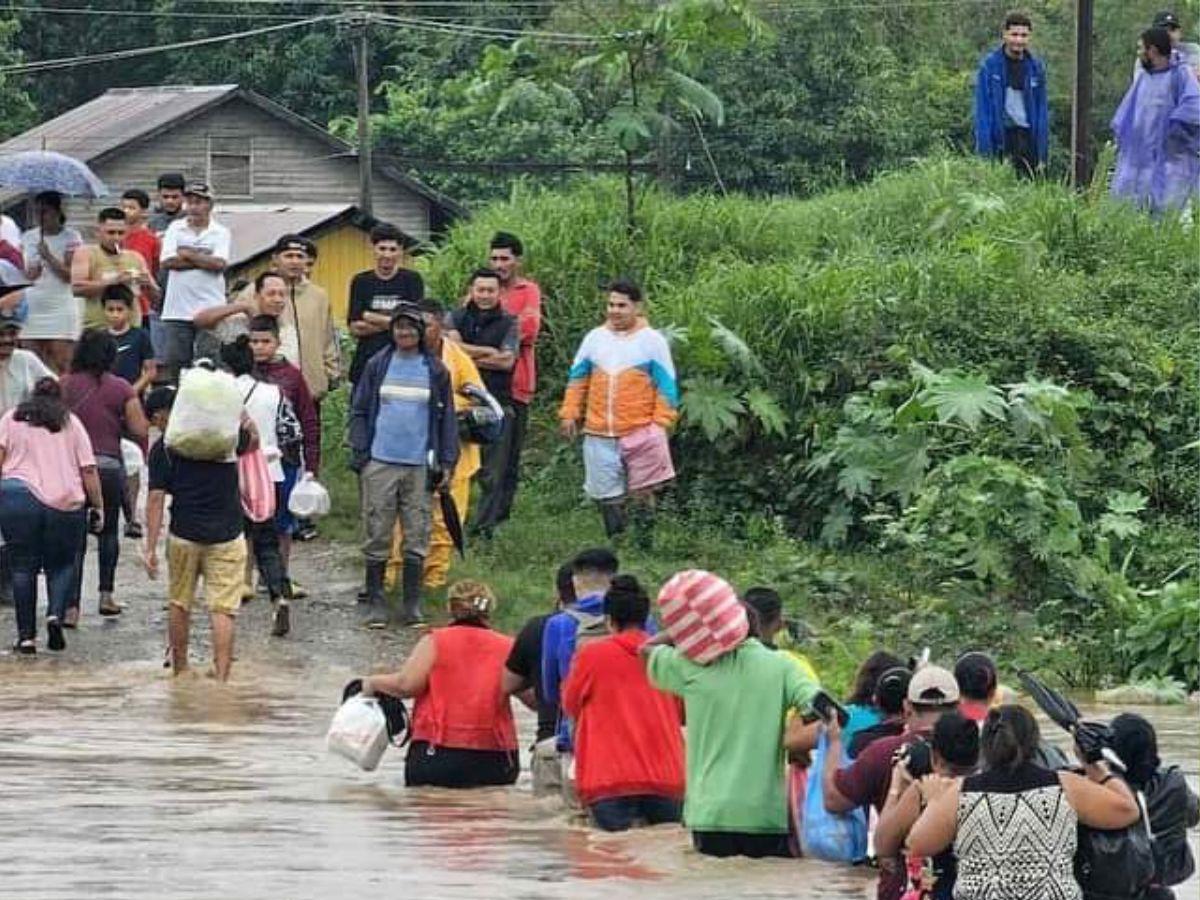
[123,226,161,316]
[500,278,541,405]
[561,629,685,806]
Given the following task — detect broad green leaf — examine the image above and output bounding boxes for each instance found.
[1098,513,1143,540]
[663,68,725,124]
[1106,491,1148,516]
[707,316,762,374]
[837,465,875,500]
[680,377,744,442]
[917,373,1006,430]
[745,387,788,437]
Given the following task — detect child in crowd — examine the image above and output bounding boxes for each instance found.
[247,315,318,596]
[104,284,155,539]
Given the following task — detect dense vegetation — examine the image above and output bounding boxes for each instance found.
[398,158,1194,690]
[3,1,1181,205]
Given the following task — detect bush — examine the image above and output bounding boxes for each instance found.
[366,158,1197,684]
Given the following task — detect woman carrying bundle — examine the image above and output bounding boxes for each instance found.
[359,579,518,788]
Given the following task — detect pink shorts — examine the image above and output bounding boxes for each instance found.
[619,424,675,493]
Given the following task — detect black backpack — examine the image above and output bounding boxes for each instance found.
[1075,789,1155,900]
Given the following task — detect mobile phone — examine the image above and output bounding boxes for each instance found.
[812,690,850,729]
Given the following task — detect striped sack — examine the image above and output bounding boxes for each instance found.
[656,570,748,665]
[237,447,277,523]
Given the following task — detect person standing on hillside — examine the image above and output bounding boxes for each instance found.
[347,223,424,387]
[349,305,458,627]
[487,232,540,525]
[1112,26,1200,215]
[158,184,230,380]
[558,279,679,541]
[70,207,158,332]
[446,268,518,539]
[973,11,1049,177]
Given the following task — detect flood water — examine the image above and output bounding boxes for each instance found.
[2,650,1195,900]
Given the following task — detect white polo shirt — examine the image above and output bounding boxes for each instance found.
[160,217,232,322]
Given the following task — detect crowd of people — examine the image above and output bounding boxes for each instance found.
[350,554,1200,897]
[974,9,1200,215]
[350,553,1198,898]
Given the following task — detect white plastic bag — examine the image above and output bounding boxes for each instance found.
[288,474,331,518]
[327,695,389,771]
[164,366,243,461]
[120,438,144,478]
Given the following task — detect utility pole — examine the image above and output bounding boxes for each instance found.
[353,9,373,217]
[1070,0,1095,189]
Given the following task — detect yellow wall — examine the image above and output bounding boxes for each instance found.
[234,223,412,324]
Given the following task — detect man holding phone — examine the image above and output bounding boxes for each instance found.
[820,665,960,900]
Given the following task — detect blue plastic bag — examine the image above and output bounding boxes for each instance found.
[801,730,868,862]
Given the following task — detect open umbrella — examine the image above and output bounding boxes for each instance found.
[439,484,465,558]
[0,150,108,197]
[1017,670,1125,772]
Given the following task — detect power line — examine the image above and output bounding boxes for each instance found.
[3,5,308,20]
[0,14,338,74]
[372,12,600,44]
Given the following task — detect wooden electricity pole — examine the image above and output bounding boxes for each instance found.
[353,10,373,217]
[1070,0,1095,189]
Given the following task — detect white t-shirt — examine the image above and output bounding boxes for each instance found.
[20,226,84,339]
[0,215,21,250]
[160,218,231,322]
[0,348,53,416]
[235,373,284,482]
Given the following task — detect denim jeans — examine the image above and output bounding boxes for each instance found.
[589,795,682,832]
[159,319,196,381]
[0,479,85,641]
[71,457,124,606]
[245,516,289,599]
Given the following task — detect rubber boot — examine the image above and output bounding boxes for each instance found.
[599,502,626,539]
[363,560,389,628]
[400,553,424,627]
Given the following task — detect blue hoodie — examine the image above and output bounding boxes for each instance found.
[974,46,1049,165]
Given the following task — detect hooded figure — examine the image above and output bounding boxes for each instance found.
[1112,28,1200,214]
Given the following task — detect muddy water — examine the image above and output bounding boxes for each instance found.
[1,659,1195,900]
[0,545,1195,899]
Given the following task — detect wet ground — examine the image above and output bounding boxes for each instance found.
[0,539,1195,899]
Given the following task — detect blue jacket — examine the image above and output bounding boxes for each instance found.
[348,346,459,472]
[974,46,1049,165]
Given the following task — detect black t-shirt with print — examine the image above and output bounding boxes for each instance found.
[347,269,424,384]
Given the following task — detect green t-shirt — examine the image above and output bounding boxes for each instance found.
[647,638,819,833]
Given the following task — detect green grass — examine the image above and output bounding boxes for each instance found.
[318,394,879,695]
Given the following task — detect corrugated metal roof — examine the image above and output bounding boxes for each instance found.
[219,203,360,266]
[0,85,238,162]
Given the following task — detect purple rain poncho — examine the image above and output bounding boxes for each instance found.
[1111,60,1200,214]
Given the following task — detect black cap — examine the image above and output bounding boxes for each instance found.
[1153,10,1181,28]
[157,172,186,190]
[273,233,309,255]
[183,182,213,201]
[390,303,425,338]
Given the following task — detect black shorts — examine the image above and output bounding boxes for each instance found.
[692,830,792,859]
[404,740,519,789]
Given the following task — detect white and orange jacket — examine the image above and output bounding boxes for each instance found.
[559,322,679,438]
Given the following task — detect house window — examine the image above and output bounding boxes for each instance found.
[207,135,252,198]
